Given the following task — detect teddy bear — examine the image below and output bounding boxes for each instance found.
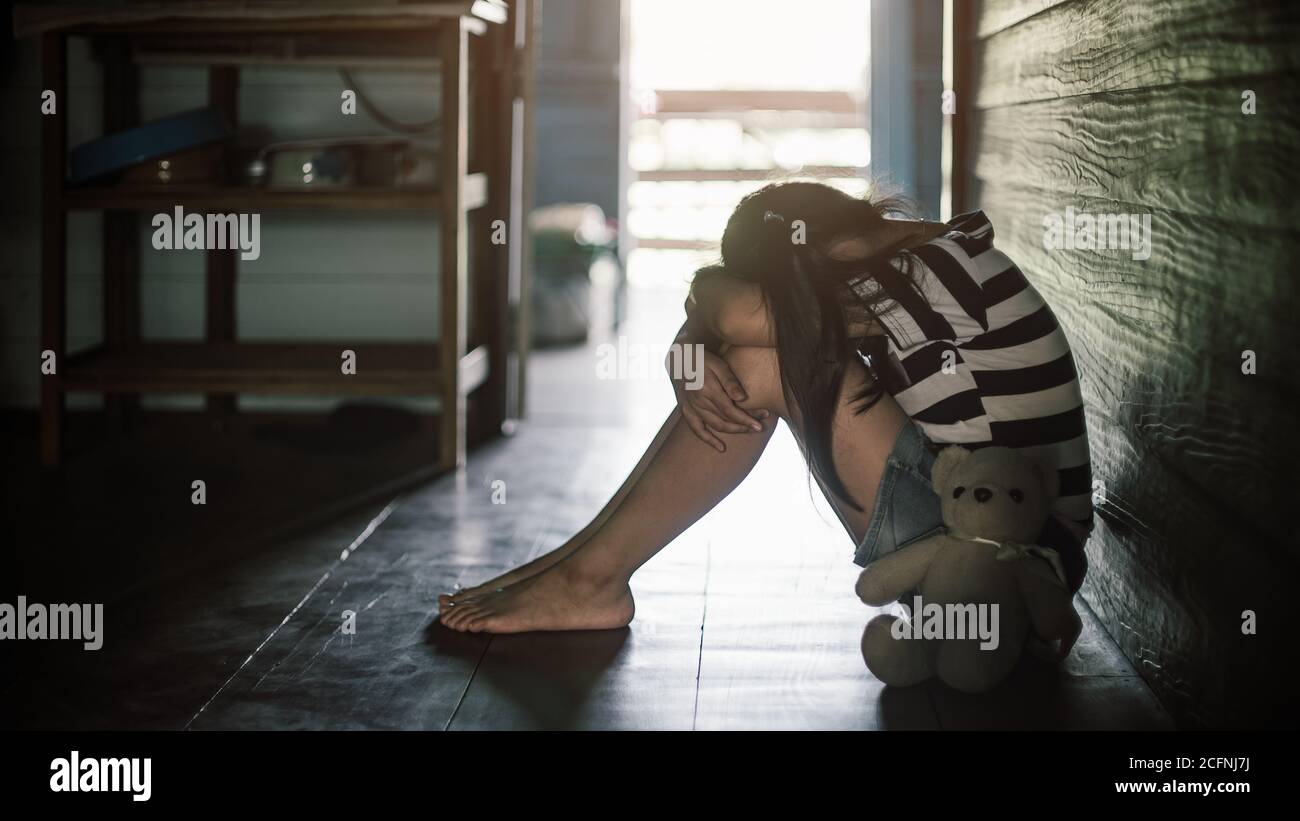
[855,445,1083,693]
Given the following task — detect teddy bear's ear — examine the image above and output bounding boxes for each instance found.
[930,446,971,493]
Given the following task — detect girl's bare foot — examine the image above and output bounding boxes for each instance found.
[441,410,688,609]
[438,559,634,634]
[437,539,584,608]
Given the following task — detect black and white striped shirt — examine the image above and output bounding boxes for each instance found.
[853,210,1094,535]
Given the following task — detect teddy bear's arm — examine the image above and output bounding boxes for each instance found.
[855,536,945,606]
[1013,558,1083,660]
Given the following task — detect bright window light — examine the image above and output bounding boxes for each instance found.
[627,0,871,285]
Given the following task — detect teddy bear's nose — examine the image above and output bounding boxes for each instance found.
[973,487,993,503]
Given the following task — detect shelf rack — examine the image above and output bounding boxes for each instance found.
[19,1,535,471]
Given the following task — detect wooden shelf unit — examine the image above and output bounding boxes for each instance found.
[26,1,534,471]
[60,342,491,396]
[62,175,490,213]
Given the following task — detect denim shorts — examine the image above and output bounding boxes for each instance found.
[854,421,945,569]
[853,422,1088,592]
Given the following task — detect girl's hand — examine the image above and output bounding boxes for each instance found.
[669,348,769,452]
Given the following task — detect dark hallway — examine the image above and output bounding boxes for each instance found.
[0,2,1296,803]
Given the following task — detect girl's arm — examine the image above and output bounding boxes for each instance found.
[690,273,885,348]
[666,310,768,451]
[689,275,775,347]
[675,296,724,353]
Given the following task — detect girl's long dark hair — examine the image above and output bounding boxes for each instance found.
[697,180,924,510]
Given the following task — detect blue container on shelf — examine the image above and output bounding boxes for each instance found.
[68,107,232,185]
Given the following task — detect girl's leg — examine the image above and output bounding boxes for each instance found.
[439,346,909,634]
[439,397,778,632]
[707,346,910,546]
[440,407,685,606]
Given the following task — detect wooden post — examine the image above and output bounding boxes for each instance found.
[40,32,67,468]
[465,26,493,443]
[948,0,974,215]
[512,0,538,420]
[469,17,505,443]
[465,9,520,443]
[439,20,470,470]
[102,37,141,432]
[206,65,240,417]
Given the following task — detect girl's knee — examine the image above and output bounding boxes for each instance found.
[721,345,775,375]
[722,347,784,412]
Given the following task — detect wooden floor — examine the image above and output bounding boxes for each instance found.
[7,286,1173,731]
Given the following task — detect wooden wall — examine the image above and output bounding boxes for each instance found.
[964,0,1300,727]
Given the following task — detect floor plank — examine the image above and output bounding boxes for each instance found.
[447,548,707,730]
[449,404,711,729]
[927,670,1175,731]
[187,424,609,729]
[691,429,940,730]
[925,602,1176,730]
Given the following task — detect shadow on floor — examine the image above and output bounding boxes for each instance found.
[2,403,440,607]
[427,622,633,730]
